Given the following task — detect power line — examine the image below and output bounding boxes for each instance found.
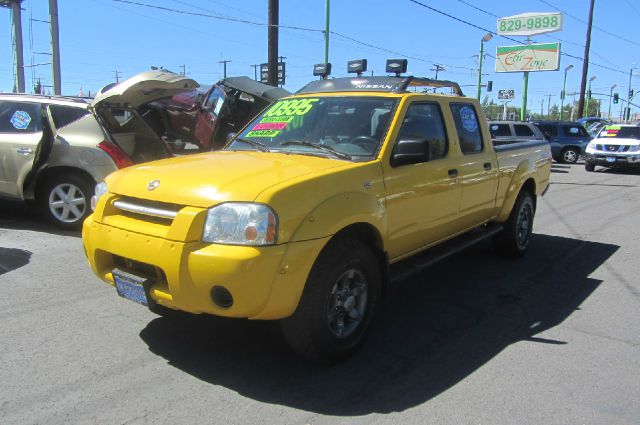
[537,0,640,47]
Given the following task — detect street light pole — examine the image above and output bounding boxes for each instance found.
[626,66,636,122]
[586,75,596,117]
[324,0,330,63]
[608,84,617,120]
[560,64,573,121]
[477,33,492,101]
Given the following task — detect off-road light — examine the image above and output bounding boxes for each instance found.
[347,59,367,76]
[386,59,408,76]
[313,63,332,79]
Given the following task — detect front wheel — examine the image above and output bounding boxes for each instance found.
[493,191,535,258]
[38,173,93,230]
[281,238,381,362]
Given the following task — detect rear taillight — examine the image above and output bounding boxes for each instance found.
[97,141,134,169]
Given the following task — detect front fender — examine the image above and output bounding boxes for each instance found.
[289,191,386,243]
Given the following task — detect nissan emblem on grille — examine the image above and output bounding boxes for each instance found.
[147,180,160,191]
[607,145,617,152]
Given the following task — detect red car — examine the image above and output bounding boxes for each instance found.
[142,77,289,151]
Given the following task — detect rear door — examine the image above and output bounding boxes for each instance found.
[449,102,499,230]
[0,100,45,197]
[194,86,225,150]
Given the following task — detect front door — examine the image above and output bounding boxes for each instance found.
[194,86,225,150]
[0,100,44,198]
[383,101,462,260]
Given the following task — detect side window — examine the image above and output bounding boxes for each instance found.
[0,100,42,133]
[450,103,483,154]
[514,124,534,137]
[535,124,557,138]
[203,87,225,116]
[489,124,511,137]
[562,125,588,137]
[49,105,90,129]
[394,102,448,162]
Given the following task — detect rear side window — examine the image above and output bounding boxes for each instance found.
[535,123,557,138]
[396,102,448,161]
[450,103,483,154]
[0,100,42,133]
[514,124,534,137]
[49,104,90,129]
[489,124,511,137]
[562,124,588,137]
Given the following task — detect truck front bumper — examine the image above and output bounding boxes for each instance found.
[584,152,640,168]
[82,215,329,320]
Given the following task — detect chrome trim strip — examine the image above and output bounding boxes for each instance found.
[113,200,178,219]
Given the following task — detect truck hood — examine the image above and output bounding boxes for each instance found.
[104,151,349,208]
[93,70,199,108]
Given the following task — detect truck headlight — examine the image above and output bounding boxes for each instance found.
[203,203,277,245]
[91,181,108,211]
[587,142,595,150]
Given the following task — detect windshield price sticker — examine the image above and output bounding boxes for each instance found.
[10,110,32,130]
[246,99,319,138]
[497,12,563,36]
[602,126,621,137]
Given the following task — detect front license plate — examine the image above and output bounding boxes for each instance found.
[113,268,149,306]
[606,157,616,163]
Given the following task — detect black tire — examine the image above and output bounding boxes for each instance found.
[281,238,381,362]
[560,147,580,164]
[38,173,93,230]
[585,161,595,172]
[493,191,535,258]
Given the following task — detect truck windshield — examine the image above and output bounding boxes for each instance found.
[226,96,397,160]
[597,126,640,139]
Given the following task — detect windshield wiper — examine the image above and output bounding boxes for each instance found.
[233,137,270,152]
[280,141,352,160]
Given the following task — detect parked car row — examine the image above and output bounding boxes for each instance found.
[0,70,289,229]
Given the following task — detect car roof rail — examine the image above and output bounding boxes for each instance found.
[296,76,464,96]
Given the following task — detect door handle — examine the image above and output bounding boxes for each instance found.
[448,169,458,178]
[483,162,492,170]
[17,148,33,156]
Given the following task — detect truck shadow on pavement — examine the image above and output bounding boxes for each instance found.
[0,247,31,276]
[139,234,617,415]
[0,199,80,238]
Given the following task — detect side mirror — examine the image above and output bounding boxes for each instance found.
[391,138,430,167]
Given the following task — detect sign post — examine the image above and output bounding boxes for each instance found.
[498,89,515,120]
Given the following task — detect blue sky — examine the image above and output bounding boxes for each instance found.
[1,0,639,117]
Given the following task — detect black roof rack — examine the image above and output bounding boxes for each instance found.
[296,76,464,96]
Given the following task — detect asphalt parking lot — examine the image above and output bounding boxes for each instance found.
[1,162,639,425]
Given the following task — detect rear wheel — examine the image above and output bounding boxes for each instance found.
[585,161,595,172]
[38,173,93,230]
[493,191,535,258]
[561,147,580,164]
[281,238,381,362]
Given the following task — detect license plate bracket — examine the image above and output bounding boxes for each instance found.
[113,268,149,306]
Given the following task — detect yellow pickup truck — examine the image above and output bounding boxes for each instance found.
[83,76,551,362]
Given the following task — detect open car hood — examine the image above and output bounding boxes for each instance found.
[219,76,290,102]
[93,70,199,108]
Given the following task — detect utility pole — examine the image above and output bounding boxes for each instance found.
[431,64,445,80]
[577,0,595,118]
[267,0,278,86]
[324,0,330,63]
[251,64,260,81]
[219,59,231,79]
[180,64,186,75]
[546,94,553,118]
[48,0,61,94]
[477,33,492,101]
[540,99,544,118]
[113,70,120,83]
[625,66,636,122]
[2,0,26,92]
[608,84,617,120]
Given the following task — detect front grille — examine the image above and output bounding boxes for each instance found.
[604,144,629,152]
[112,196,183,222]
[112,254,167,282]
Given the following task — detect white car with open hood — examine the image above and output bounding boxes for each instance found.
[0,70,198,229]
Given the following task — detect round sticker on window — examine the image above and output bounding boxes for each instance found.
[11,110,32,130]
[459,106,477,133]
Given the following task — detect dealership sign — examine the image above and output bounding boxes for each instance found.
[498,89,515,100]
[497,12,563,37]
[495,43,560,73]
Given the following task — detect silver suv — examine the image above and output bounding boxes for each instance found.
[0,70,197,229]
[488,120,546,146]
